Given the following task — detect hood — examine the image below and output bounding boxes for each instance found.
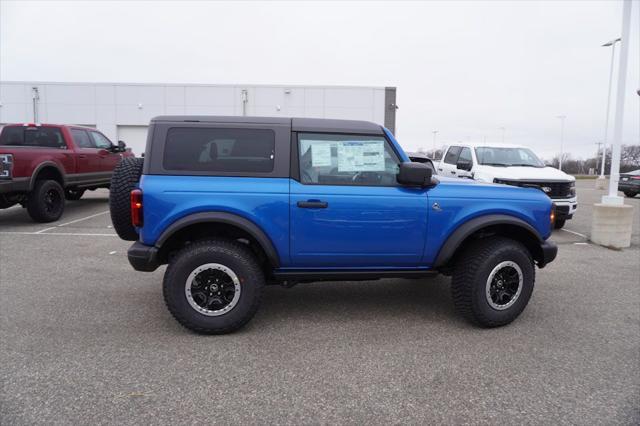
[475,165,574,181]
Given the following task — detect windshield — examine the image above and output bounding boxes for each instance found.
[475,147,544,167]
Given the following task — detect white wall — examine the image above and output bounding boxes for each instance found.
[0,82,389,148]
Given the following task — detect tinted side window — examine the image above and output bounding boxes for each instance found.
[458,147,472,163]
[71,129,92,148]
[444,146,462,164]
[89,132,112,149]
[0,127,24,146]
[163,127,275,173]
[298,133,400,186]
[0,127,65,148]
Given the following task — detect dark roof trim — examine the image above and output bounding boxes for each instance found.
[151,116,290,125]
[150,116,384,135]
[292,117,383,135]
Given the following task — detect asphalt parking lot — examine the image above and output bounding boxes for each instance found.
[1,180,638,424]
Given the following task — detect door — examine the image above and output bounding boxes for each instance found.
[70,128,101,174]
[439,145,462,177]
[89,131,120,172]
[290,132,430,268]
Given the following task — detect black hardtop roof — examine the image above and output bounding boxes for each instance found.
[151,116,384,135]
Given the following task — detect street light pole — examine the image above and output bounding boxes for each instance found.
[601,37,621,178]
[556,115,566,171]
[432,130,438,157]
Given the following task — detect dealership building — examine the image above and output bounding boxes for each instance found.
[0,81,397,156]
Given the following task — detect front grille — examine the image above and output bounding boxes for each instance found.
[494,179,573,198]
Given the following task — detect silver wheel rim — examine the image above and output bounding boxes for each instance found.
[185,263,241,316]
[485,261,523,311]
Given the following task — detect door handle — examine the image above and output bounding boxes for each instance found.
[450,171,456,174]
[78,155,87,159]
[437,168,443,171]
[297,200,328,209]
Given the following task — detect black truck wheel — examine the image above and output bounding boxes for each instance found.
[26,180,65,223]
[624,191,637,198]
[553,218,566,229]
[109,157,143,241]
[163,239,265,334]
[65,189,86,200]
[451,236,535,327]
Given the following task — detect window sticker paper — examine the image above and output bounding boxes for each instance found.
[311,143,332,167]
[338,141,385,172]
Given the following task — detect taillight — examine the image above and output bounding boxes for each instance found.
[130,189,143,227]
[0,154,13,179]
[631,176,640,180]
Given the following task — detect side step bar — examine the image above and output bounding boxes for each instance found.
[272,269,438,282]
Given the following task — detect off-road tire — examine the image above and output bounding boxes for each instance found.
[553,218,566,229]
[26,179,65,223]
[451,236,535,327]
[623,191,637,198]
[163,239,265,334]
[65,189,85,201]
[109,157,143,241]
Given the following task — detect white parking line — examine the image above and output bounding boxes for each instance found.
[34,226,56,234]
[0,231,116,237]
[56,210,109,227]
[561,228,588,239]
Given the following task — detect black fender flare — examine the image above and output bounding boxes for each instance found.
[156,211,280,267]
[433,214,543,268]
[29,161,66,190]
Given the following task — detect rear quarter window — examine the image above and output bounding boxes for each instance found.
[162,127,275,173]
[0,126,66,148]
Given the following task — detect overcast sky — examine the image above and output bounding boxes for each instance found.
[1,0,638,159]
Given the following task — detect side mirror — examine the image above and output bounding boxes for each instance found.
[117,140,126,152]
[397,162,433,187]
[457,159,472,172]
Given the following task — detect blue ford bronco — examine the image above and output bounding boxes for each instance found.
[109,116,557,334]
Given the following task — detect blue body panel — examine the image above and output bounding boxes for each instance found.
[139,175,291,265]
[289,180,429,267]
[423,177,552,265]
[138,127,552,270]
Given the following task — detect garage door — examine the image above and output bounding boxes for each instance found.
[117,126,148,157]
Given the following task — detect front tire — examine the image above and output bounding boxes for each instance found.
[26,180,65,223]
[624,191,637,198]
[451,236,535,327]
[553,218,566,229]
[163,239,264,334]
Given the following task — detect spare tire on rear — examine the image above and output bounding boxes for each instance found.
[109,157,144,241]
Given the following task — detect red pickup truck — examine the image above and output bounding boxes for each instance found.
[0,123,134,222]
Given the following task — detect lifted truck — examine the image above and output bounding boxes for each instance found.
[0,123,133,222]
[110,116,557,334]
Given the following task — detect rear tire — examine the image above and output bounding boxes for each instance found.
[163,239,264,334]
[553,218,566,229]
[26,180,65,223]
[623,191,637,198]
[451,236,535,327]
[65,189,85,200]
[109,157,143,241]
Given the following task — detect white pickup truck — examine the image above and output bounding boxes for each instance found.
[438,143,577,229]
